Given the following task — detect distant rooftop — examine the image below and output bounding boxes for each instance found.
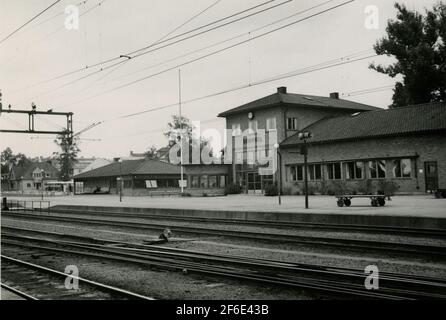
[218,87,380,117]
[281,102,446,147]
[73,159,180,179]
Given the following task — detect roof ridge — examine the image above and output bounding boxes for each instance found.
[132,158,151,173]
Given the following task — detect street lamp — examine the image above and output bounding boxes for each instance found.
[274,143,282,205]
[41,169,45,200]
[298,131,313,209]
[118,158,123,202]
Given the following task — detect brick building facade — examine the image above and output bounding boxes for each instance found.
[198,87,445,195]
[280,102,446,195]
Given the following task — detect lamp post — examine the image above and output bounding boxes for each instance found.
[274,143,282,205]
[298,132,313,209]
[118,159,123,202]
[41,169,45,200]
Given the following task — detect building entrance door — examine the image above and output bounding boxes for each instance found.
[247,172,262,194]
[424,161,438,192]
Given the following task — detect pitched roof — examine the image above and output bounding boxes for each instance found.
[73,159,180,179]
[11,161,60,180]
[281,102,446,147]
[217,90,379,117]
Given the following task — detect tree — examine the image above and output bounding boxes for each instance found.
[144,145,159,159]
[1,147,13,172]
[164,115,213,162]
[54,135,80,181]
[370,2,446,107]
[1,147,29,174]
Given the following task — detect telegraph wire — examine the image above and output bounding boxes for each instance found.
[18,0,284,91]
[80,0,223,91]
[76,49,376,141]
[107,52,376,121]
[342,85,394,97]
[0,0,64,45]
[59,0,355,108]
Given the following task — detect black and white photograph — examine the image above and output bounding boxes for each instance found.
[0,0,445,314]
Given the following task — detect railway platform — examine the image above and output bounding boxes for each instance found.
[3,194,445,229]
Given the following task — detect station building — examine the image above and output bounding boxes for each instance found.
[217,87,379,194]
[195,87,445,195]
[280,101,446,195]
[73,158,182,196]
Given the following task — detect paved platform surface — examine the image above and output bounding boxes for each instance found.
[1,287,25,300]
[3,194,445,218]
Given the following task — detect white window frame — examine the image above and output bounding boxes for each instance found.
[286,117,298,130]
[248,120,258,133]
[231,123,241,136]
[266,117,277,131]
[392,158,412,178]
[145,180,158,188]
[327,163,342,180]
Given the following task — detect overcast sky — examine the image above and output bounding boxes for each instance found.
[0,0,439,159]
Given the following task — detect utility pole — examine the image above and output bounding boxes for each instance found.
[178,68,184,194]
[274,143,282,205]
[298,132,313,209]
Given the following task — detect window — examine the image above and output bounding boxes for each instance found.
[346,162,363,180]
[369,160,386,179]
[200,175,209,188]
[327,163,342,180]
[286,117,298,130]
[232,123,241,136]
[219,175,226,188]
[27,183,31,188]
[266,117,276,131]
[33,172,41,179]
[208,175,218,188]
[191,176,199,188]
[157,180,168,188]
[290,165,304,181]
[308,164,322,181]
[124,180,132,188]
[248,120,258,132]
[145,180,158,188]
[393,159,411,178]
[46,173,51,178]
[235,151,244,164]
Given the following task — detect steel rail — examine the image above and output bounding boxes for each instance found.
[1,283,38,300]
[4,225,446,287]
[3,230,446,299]
[0,255,155,300]
[1,237,408,300]
[3,211,446,258]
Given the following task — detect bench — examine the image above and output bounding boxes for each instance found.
[335,195,390,207]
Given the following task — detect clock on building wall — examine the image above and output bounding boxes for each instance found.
[248,112,254,120]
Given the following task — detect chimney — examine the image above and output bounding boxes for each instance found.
[329,92,339,99]
[277,86,287,94]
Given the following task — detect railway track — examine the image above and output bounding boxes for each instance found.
[0,255,155,300]
[3,211,446,259]
[2,226,446,300]
[49,206,446,239]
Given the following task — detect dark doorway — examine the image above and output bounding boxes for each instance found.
[424,161,438,192]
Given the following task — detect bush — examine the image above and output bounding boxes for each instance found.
[181,192,192,197]
[264,183,278,196]
[225,183,241,195]
[282,186,293,195]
